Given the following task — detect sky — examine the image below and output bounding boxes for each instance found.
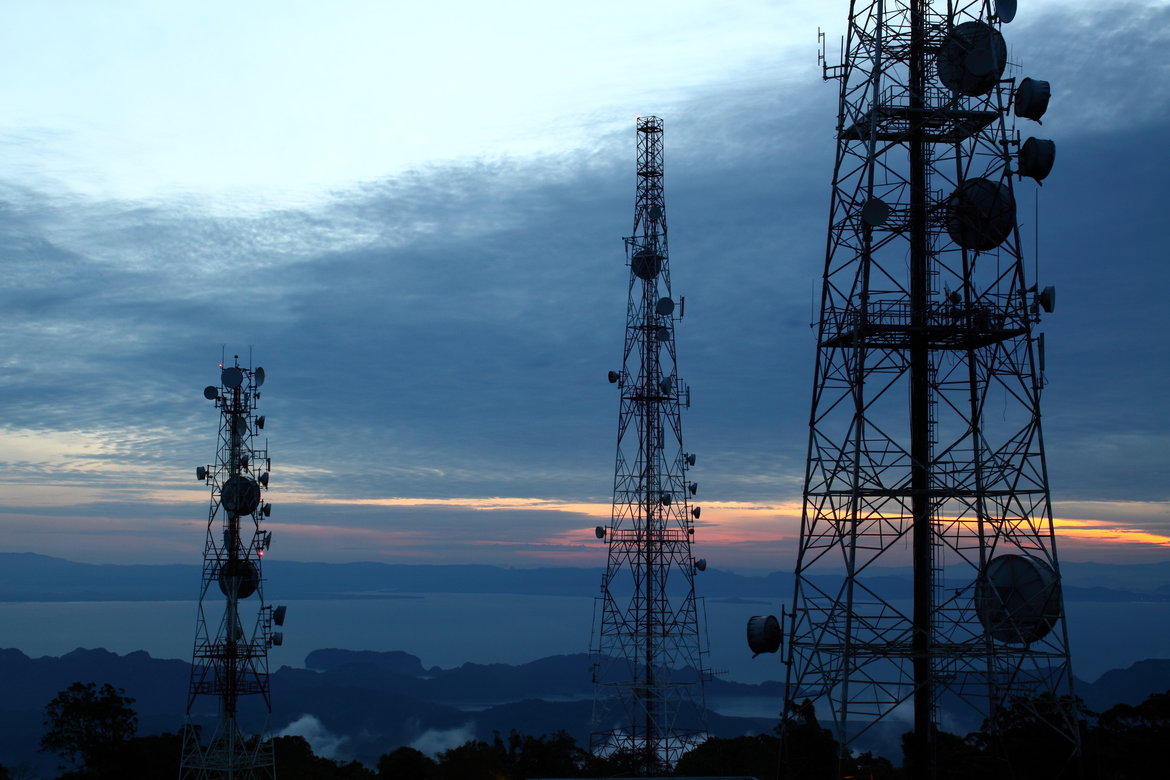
[0,0,1166,571]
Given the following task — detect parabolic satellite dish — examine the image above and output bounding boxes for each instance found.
[631,249,663,280]
[861,198,891,227]
[746,615,782,656]
[946,177,1016,250]
[1019,137,1056,182]
[221,366,244,389]
[975,553,1061,644]
[221,475,262,515]
[994,0,1017,23]
[656,297,675,316]
[217,558,260,599]
[936,21,1007,96]
[1015,78,1052,122]
[203,386,219,400]
[255,367,266,387]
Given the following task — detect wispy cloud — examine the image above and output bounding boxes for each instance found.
[0,7,1164,569]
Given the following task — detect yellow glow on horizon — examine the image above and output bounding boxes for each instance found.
[1053,517,1170,547]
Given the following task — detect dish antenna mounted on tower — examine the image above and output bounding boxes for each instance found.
[589,115,712,775]
[761,1,1077,777]
[181,356,285,780]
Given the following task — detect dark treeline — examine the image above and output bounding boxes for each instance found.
[12,682,1170,779]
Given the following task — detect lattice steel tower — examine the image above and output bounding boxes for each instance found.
[182,356,285,780]
[780,1,1077,776]
[590,115,710,775]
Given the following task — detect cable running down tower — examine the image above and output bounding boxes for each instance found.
[777,1,1077,777]
[182,357,285,780]
[591,115,710,775]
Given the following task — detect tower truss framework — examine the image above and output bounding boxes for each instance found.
[182,357,282,780]
[590,115,711,775]
[782,2,1078,777]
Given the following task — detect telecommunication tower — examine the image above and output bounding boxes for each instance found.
[181,357,285,780]
[769,1,1077,776]
[590,115,711,775]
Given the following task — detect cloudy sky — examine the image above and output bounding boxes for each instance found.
[0,0,1165,571]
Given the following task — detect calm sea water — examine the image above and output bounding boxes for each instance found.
[0,595,1164,684]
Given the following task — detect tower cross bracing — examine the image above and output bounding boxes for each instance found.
[590,115,712,776]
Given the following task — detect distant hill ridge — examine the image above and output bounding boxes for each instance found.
[0,645,1165,772]
[2,552,1168,603]
[0,645,781,772]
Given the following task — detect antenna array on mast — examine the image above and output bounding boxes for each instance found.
[181,357,284,780]
[768,1,1077,776]
[590,116,712,775]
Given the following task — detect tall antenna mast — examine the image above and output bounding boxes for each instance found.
[590,115,711,775]
[774,1,1076,776]
[181,356,285,780]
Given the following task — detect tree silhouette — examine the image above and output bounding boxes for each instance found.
[970,694,1086,780]
[674,733,781,778]
[1092,690,1170,779]
[435,739,507,780]
[778,698,842,779]
[271,735,375,779]
[377,745,437,779]
[498,730,586,779]
[39,682,137,773]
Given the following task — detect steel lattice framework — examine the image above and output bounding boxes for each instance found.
[590,116,711,775]
[181,357,282,780]
[782,1,1078,777]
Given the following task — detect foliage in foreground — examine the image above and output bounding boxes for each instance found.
[39,681,138,776]
[18,680,1170,779]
